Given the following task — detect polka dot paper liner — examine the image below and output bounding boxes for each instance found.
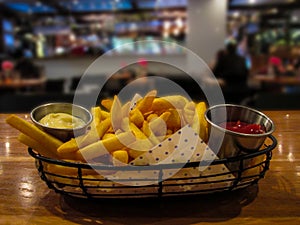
[100,93,235,189]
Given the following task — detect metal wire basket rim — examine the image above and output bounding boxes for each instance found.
[28,135,277,171]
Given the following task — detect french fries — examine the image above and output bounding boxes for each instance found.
[6,90,209,167]
[6,114,63,158]
[18,133,58,159]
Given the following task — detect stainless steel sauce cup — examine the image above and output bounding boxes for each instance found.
[205,104,275,159]
[31,102,93,142]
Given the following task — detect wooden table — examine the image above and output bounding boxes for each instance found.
[0,111,299,225]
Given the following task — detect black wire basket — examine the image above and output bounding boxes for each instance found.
[28,135,277,199]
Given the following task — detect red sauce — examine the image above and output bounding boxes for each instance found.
[219,121,265,134]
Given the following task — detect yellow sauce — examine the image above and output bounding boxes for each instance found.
[39,113,85,129]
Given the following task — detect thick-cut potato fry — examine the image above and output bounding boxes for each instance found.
[18,133,58,159]
[57,121,105,154]
[141,121,161,145]
[101,99,113,111]
[58,151,83,160]
[96,117,111,139]
[57,137,80,153]
[159,111,171,122]
[91,106,102,125]
[19,133,78,160]
[151,98,174,112]
[102,132,135,151]
[183,101,196,125]
[129,123,154,151]
[191,111,200,135]
[110,95,123,131]
[142,121,151,137]
[136,90,157,114]
[129,108,144,128]
[127,139,154,158]
[76,131,136,161]
[102,133,115,140]
[149,117,167,137]
[100,110,110,120]
[112,150,129,165]
[196,102,208,142]
[167,129,173,135]
[78,125,99,147]
[146,113,158,122]
[6,114,63,156]
[129,122,148,139]
[165,109,182,130]
[151,95,188,113]
[161,95,188,109]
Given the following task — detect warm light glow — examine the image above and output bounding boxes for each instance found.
[173,28,180,36]
[163,31,170,38]
[175,17,184,29]
[271,8,278,14]
[19,182,34,198]
[288,152,295,162]
[69,33,76,42]
[277,144,283,154]
[163,21,171,30]
[249,0,256,4]
[233,11,240,18]
[5,142,10,148]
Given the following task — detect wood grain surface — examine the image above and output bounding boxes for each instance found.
[0,111,299,225]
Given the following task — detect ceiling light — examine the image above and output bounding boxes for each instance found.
[249,0,256,4]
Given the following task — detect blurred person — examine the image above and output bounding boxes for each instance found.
[213,41,250,103]
[213,41,249,88]
[268,55,285,76]
[210,49,226,70]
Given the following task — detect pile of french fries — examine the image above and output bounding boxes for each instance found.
[6,90,208,166]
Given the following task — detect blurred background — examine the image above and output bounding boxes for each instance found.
[1,0,300,112]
